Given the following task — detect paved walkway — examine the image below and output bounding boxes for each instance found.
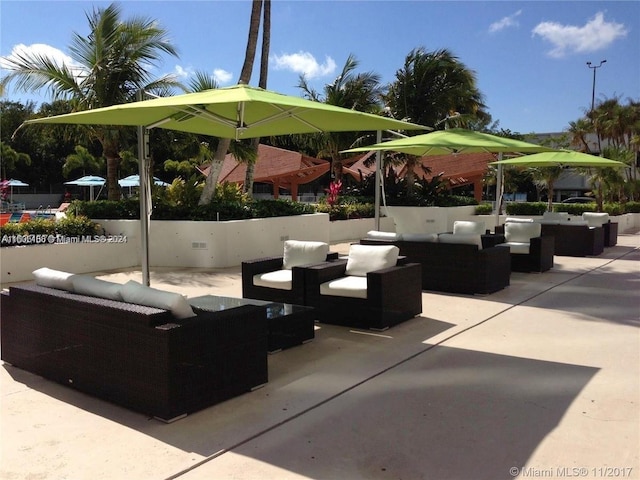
[2,233,639,480]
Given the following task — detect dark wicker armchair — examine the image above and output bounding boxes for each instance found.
[583,212,618,247]
[495,222,555,272]
[304,245,422,330]
[242,240,338,305]
[539,222,604,257]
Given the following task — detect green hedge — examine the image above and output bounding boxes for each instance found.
[505,202,548,216]
[1,216,100,246]
[474,203,493,215]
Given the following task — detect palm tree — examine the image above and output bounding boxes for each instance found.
[199,0,265,205]
[0,141,31,179]
[529,166,564,211]
[62,145,103,178]
[1,3,179,200]
[381,47,488,195]
[298,54,384,181]
[384,47,488,130]
[244,0,271,197]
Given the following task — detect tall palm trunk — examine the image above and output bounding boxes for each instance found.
[244,0,270,196]
[199,0,263,205]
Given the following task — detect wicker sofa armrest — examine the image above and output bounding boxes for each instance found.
[304,259,349,287]
[367,263,422,309]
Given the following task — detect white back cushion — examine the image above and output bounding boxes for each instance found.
[542,212,569,222]
[366,230,400,240]
[71,275,123,301]
[401,233,439,242]
[453,220,485,235]
[438,233,482,249]
[32,267,75,291]
[345,244,399,277]
[582,212,609,227]
[504,222,541,243]
[282,240,329,269]
[505,217,534,223]
[120,280,195,319]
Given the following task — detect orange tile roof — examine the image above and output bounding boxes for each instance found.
[199,144,330,199]
[343,151,496,186]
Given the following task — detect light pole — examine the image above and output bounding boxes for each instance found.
[586,60,606,113]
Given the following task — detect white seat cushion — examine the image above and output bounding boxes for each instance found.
[282,240,329,269]
[366,230,400,240]
[453,220,485,235]
[400,232,439,242]
[438,233,482,249]
[120,280,195,319]
[32,267,75,291]
[582,212,610,227]
[496,242,531,255]
[71,275,123,301]
[252,269,292,290]
[345,244,399,277]
[320,276,368,299]
[504,222,541,243]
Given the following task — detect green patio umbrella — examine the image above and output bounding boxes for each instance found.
[342,128,556,156]
[22,84,427,285]
[489,150,625,168]
[25,84,426,140]
[341,128,556,227]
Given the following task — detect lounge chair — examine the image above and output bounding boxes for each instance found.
[304,244,422,330]
[242,240,338,305]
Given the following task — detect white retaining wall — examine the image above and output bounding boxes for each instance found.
[2,210,638,284]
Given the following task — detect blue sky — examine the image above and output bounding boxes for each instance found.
[1,0,638,134]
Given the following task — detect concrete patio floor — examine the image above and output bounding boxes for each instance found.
[1,233,639,480]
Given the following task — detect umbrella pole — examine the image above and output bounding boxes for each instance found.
[138,125,151,287]
[494,153,503,230]
[374,130,382,231]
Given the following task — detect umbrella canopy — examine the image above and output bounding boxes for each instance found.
[342,128,556,156]
[119,174,169,187]
[1,178,29,203]
[64,175,106,186]
[490,150,625,168]
[25,84,427,140]
[64,175,106,201]
[2,178,29,187]
[25,85,426,286]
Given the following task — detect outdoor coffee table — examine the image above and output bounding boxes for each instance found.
[189,295,315,353]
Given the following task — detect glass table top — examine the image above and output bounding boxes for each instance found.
[189,295,312,319]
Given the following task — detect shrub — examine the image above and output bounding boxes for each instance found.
[1,215,100,246]
[554,203,596,215]
[475,203,493,215]
[603,203,624,216]
[68,199,139,219]
[435,195,478,207]
[623,201,640,213]
[252,199,315,218]
[505,202,547,215]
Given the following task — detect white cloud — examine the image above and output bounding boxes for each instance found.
[213,68,233,84]
[489,10,522,33]
[173,65,193,79]
[271,51,336,79]
[0,43,80,72]
[532,12,628,58]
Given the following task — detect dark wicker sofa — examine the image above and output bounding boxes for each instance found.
[360,237,511,294]
[0,283,268,422]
